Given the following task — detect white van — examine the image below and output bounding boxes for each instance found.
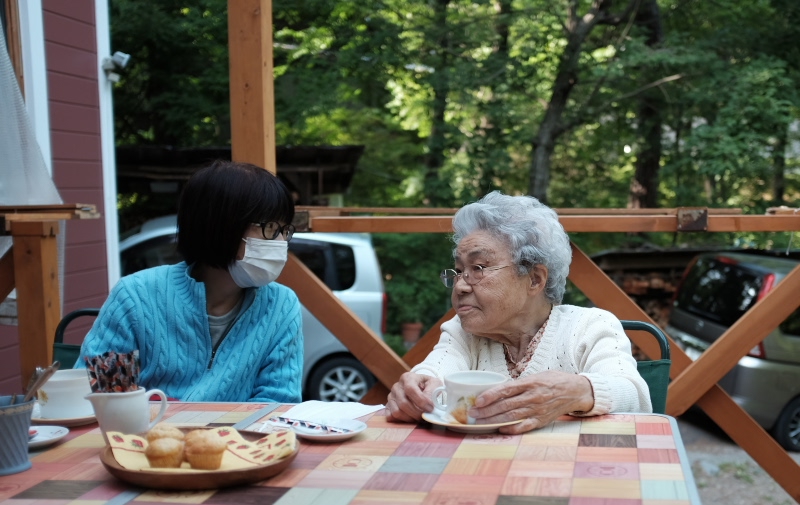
[119,215,387,402]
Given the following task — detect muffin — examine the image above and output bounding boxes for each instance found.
[184,429,227,470]
[146,423,185,443]
[145,437,184,468]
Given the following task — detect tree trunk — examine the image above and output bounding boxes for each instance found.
[423,0,451,207]
[528,1,640,203]
[475,0,513,197]
[773,124,788,205]
[629,0,664,209]
[529,34,588,203]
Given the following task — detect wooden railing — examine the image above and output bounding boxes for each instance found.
[277,206,800,501]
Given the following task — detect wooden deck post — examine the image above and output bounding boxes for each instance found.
[228,0,276,172]
[11,220,60,385]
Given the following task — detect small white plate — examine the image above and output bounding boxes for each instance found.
[28,425,69,449]
[31,414,96,427]
[421,411,522,434]
[286,418,367,442]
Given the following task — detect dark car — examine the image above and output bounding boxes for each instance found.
[666,252,800,451]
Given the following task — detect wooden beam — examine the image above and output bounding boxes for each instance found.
[11,221,61,387]
[667,264,800,415]
[309,214,800,233]
[228,0,276,172]
[277,253,409,391]
[296,206,744,216]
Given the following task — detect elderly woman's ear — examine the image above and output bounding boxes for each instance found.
[528,264,548,292]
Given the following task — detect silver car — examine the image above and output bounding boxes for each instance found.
[119,215,387,402]
[666,252,800,451]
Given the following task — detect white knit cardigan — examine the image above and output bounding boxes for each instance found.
[411,305,652,415]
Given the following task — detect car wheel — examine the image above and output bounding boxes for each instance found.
[306,356,375,402]
[772,396,800,452]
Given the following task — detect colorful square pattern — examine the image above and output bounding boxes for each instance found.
[0,405,700,505]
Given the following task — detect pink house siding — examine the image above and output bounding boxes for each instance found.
[0,0,109,393]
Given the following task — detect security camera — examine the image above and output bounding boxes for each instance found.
[111,51,131,69]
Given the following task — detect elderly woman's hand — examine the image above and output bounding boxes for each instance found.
[386,372,443,422]
[468,371,594,434]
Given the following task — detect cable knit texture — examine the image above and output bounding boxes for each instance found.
[75,263,303,402]
[411,305,652,415]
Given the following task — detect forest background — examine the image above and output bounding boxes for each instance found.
[110,0,800,337]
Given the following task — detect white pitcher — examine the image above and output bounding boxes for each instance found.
[85,387,168,444]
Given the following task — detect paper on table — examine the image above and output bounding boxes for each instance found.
[283,400,385,421]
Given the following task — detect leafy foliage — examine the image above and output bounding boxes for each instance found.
[109,0,800,327]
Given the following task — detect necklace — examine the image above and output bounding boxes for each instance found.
[503,318,549,379]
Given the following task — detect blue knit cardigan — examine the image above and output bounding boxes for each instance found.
[75,262,303,402]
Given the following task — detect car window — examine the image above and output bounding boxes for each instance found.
[120,235,182,275]
[288,240,356,291]
[331,243,356,289]
[675,256,765,326]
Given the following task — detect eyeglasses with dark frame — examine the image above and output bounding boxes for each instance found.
[440,264,512,288]
[253,222,296,241]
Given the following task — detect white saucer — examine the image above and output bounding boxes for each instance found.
[421,411,522,434]
[31,414,96,427]
[28,425,70,449]
[284,418,367,442]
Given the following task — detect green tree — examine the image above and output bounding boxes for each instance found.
[111,0,230,146]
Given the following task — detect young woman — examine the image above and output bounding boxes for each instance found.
[77,160,303,402]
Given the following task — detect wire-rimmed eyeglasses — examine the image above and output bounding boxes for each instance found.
[253,222,296,241]
[440,264,512,288]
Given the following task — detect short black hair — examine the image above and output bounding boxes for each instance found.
[177,160,295,268]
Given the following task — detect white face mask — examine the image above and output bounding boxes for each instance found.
[228,238,288,288]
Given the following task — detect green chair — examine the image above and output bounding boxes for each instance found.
[53,308,100,368]
[621,320,671,414]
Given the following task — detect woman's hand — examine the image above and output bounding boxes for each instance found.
[386,372,443,422]
[469,371,594,434]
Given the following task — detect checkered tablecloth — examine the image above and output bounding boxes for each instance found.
[0,403,701,504]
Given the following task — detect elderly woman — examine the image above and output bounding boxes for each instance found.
[387,191,651,433]
[77,160,303,403]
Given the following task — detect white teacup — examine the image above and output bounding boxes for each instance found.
[37,369,94,419]
[85,387,168,444]
[432,370,507,424]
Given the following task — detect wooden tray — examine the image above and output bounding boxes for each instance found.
[99,430,298,490]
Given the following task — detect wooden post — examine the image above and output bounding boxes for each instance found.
[11,221,61,386]
[228,0,276,172]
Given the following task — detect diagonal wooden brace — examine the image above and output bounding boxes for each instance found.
[277,253,409,393]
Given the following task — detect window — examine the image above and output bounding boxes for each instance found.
[675,256,765,327]
[289,239,356,291]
